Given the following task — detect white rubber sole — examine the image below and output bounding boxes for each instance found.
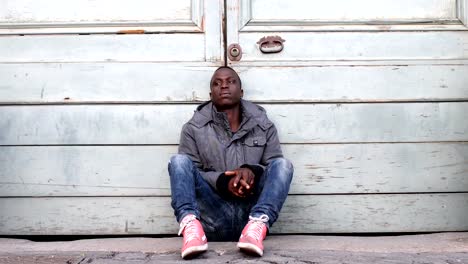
[181,244,208,259]
[237,242,263,256]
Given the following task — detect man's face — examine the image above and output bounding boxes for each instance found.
[210,68,243,110]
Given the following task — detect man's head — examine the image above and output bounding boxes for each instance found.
[210,66,243,110]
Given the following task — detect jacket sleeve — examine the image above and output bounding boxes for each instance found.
[178,123,224,190]
[262,123,284,164]
[241,123,284,177]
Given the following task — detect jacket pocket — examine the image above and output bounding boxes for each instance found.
[242,136,266,164]
[244,136,266,147]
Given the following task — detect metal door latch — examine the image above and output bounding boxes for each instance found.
[257,36,285,54]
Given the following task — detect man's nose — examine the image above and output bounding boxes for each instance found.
[220,81,229,88]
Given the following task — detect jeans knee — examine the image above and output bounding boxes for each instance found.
[270,158,293,172]
[168,154,193,169]
[268,158,294,182]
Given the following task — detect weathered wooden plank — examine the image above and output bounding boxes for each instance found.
[0,103,466,145]
[1,33,467,63]
[250,0,457,21]
[238,32,468,61]
[0,34,205,62]
[0,194,466,234]
[1,64,467,103]
[237,65,468,102]
[0,64,215,103]
[0,146,177,197]
[275,193,468,233]
[1,143,466,196]
[287,143,468,194]
[0,197,176,235]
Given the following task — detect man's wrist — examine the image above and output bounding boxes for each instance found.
[240,164,264,178]
[216,173,230,194]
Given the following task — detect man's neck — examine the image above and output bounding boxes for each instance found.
[216,103,241,133]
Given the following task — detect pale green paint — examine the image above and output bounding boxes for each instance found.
[0,103,467,145]
[1,64,467,103]
[0,143,467,196]
[0,194,467,235]
[0,0,467,235]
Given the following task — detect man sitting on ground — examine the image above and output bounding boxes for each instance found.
[168,66,294,259]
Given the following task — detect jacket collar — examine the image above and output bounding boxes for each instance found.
[189,99,272,131]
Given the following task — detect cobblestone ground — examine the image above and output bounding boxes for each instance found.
[0,233,467,264]
[0,250,467,264]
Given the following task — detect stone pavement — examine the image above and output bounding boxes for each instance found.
[0,232,467,263]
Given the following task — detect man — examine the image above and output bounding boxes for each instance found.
[168,66,293,259]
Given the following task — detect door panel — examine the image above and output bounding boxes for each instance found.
[0,0,191,22]
[0,0,224,235]
[227,0,468,232]
[250,0,457,21]
[236,0,467,32]
[0,0,205,34]
[1,0,467,235]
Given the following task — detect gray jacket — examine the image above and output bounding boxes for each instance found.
[178,99,283,190]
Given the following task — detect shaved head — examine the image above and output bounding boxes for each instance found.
[209,66,243,110]
[210,66,242,89]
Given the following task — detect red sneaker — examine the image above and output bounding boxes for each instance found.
[237,215,269,256]
[178,214,208,259]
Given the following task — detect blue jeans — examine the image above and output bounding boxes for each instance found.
[168,154,294,241]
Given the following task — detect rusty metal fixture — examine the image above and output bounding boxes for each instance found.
[228,43,242,61]
[257,36,285,54]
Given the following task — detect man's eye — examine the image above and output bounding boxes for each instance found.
[213,81,220,86]
[228,80,235,84]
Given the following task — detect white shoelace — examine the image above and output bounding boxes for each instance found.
[246,215,269,241]
[178,215,199,243]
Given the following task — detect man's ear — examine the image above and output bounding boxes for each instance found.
[209,92,212,99]
[240,89,244,98]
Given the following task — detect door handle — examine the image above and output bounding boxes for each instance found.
[257,36,285,54]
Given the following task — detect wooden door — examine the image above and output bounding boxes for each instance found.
[226,0,468,232]
[0,0,224,235]
[0,0,467,235]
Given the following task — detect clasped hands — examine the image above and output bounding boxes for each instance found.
[225,167,255,198]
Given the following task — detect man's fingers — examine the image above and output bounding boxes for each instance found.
[240,168,255,186]
[247,172,255,186]
[225,171,237,176]
[228,184,242,197]
[229,170,243,187]
[233,173,242,187]
[225,170,241,187]
[232,190,242,197]
[233,188,246,197]
[225,169,254,189]
[239,179,250,189]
